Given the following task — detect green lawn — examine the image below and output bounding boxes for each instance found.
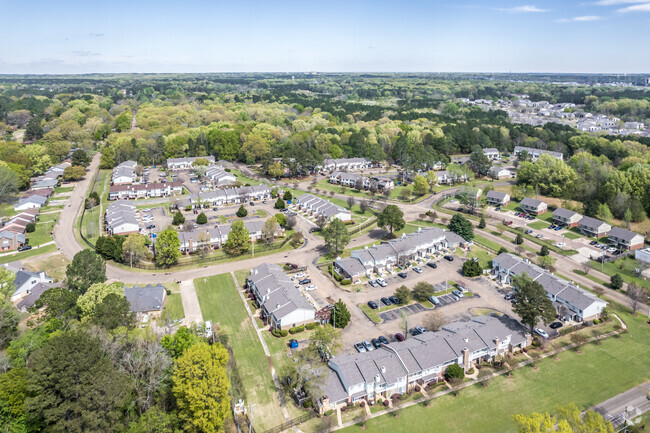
[474,233,504,253]
[27,217,58,246]
[342,307,650,433]
[231,169,263,186]
[466,245,495,268]
[194,273,285,431]
[0,203,18,219]
[161,293,184,322]
[527,221,550,230]
[589,256,650,289]
[218,215,228,224]
[562,232,580,240]
[0,244,57,264]
[255,209,268,218]
[53,186,75,193]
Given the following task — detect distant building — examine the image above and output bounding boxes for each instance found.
[321,158,371,172]
[552,208,582,228]
[294,194,351,222]
[109,182,183,200]
[111,160,137,185]
[482,148,500,160]
[10,269,54,302]
[167,156,216,171]
[513,146,563,161]
[105,201,140,236]
[204,166,237,187]
[520,197,547,215]
[485,190,510,207]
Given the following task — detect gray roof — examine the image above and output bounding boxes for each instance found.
[16,282,62,311]
[520,197,546,209]
[167,156,216,166]
[609,227,643,243]
[553,208,581,219]
[334,258,367,278]
[578,216,609,230]
[248,264,315,321]
[123,284,166,313]
[486,190,509,201]
[14,270,40,290]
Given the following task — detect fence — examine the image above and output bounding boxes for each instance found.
[261,412,317,433]
[78,169,103,249]
[348,217,377,235]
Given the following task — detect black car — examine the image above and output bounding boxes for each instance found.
[309,227,320,233]
[18,245,32,252]
[549,322,564,329]
[299,279,311,285]
[389,296,400,304]
[397,272,407,279]
[381,297,391,306]
[249,202,255,206]
[213,207,219,211]
[589,240,598,246]
[371,338,382,349]
[367,301,379,310]
[443,255,454,261]
[426,262,437,269]
[146,224,156,229]
[378,335,389,345]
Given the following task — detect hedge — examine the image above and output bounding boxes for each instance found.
[289,325,305,334]
[281,329,288,337]
[305,322,319,330]
[341,279,352,286]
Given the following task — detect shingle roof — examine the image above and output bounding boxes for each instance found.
[486,190,509,201]
[520,197,546,209]
[123,284,166,312]
[609,227,643,243]
[578,216,609,230]
[553,208,581,219]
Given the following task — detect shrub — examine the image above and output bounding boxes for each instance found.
[280,329,288,337]
[166,289,172,295]
[340,279,352,286]
[196,212,208,224]
[340,406,347,412]
[444,364,465,380]
[324,410,333,417]
[360,401,366,407]
[383,400,389,407]
[304,400,313,408]
[289,325,305,334]
[26,222,36,233]
[414,385,421,392]
[236,205,248,218]
[593,319,599,325]
[305,322,319,330]
[272,329,281,337]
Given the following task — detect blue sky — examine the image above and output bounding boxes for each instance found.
[1,0,649,74]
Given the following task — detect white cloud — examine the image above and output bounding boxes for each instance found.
[498,5,550,13]
[594,0,646,5]
[557,15,604,21]
[618,2,650,11]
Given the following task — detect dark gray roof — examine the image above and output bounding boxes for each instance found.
[578,216,609,230]
[16,282,62,311]
[334,258,366,278]
[14,270,39,290]
[552,208,581,219]
[486,190,509,201]
[123,284,166,313]
[609,227,643,242]
[520,197,546,209]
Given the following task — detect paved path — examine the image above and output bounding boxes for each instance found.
[179,279,202,325]
[592,381,650,426]
[0,241,55,258]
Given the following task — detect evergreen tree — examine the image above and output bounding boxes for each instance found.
[330,299,351,328]
[223,220,251,256]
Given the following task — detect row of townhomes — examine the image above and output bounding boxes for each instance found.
[550,208,644,249]
[482,148,500,160]
[329,172,395,191]
[246,264,316,329]
[111,160,138,185]
[14,188,53,211]
[204,165,237,186]
[492,253,608,322]
[293,194,352,222]
[184,185,272,208]
[321,158,372,172]
[109,181,183,200]
[433,170,469,185]
[167,156,216,170]
[322,316,528,410]
[30,161,70,190]
[0,208,39,251]
[334,227,465,279]
[177,218,284,252]
[513,146,564,161]
[105,201,140,236]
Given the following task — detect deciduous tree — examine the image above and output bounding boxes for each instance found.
[66,250,107,294]
[156,228,181,267]
[322,218,350,254]
[223,220,251,256]
[377,204,405,234]
[512,274,556,335]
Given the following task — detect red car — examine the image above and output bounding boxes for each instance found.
[395,333,405,342]
[504,220,513,226]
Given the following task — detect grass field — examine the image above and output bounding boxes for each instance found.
[23,252,70,282]
[53,186,75,193]
[589,256,650,289]
[0,244,57,264]
[27,216,58,246]
[161,293,184,322]
[255,209,268,218]
[527,221,550,230]
[341,307,650,433]
[562,232,580,240]
[194,273,285,431]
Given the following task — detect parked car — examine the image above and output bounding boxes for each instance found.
[354,342,366,353]
[411,326,427,336]
[452,295,460,301]
[308,227,320,233]
[426,262,437,269]
[389,296,399,304]
[428,295,440,305]
[362,340,374,351]
[376,278,387,287]
[495,207,501,211]
[378,336,389,345]
[368,279,378,288]
[504,220,513,226]
[534,328,549,339]
[525,229,533,234]
[589,240,598,246]
[305,285,317,291]
[452,289,464,298]
[607,247,617,253]
[17,245,32,252]
[549,322,563,329]
[367,301,379,310]
[213,207,219,212]
[548,224,556,229]
[371,338,382,349]
[299,279,311,285]
[554,226,562,231]
[556,242,566,248]
[146,224,156,229]
[381,297,391,306]
[536,233,544,238]
[193,209,199,214]
[413,267,423,274]
[295,272,306,278]
[397,272,407,279]
[443,255,454,261]
[394,333,405,342]
[249,202,255,206]
[504,293,515,301]
[142,208,151,212]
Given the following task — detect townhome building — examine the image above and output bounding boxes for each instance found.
[204,166,237,186]
[321,158,371,172]
[485,190,510,206]
[520,197,547,215]
[111,160,137,185]
[635,247,650,264]
[0,231,26,251]
[552,208,583,228]
[329,171,367,188]
[492,253,607,322]
[322,316,528,410]
[109,181,183,200]
[513,146,564,161]
[105,201,140,236]
[489,166,514,180]
[607,227,645,251]
[246,263,316,330]
[14,194,47,211]
[167,156,216,170]
[177,219,284,252]
[482,148,500,160]
[577,216,611,238]
[189,185,271,208]
[435,170,469,185]
[294,194,351,222]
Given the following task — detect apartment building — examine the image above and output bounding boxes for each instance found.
[294,194,351,222]
[485,190,510,206]
[105,201,140,236]
[513,146,564,161]
[321,158,371,172]
[577,216,611,238]
[520,197,547,215]
[167,156,216,170]
[111,160,137,185]
[607,227,645,251]
[177,219,284,252]
[109,181,183,200]
[552,208,582,228]
[188,185,271,207]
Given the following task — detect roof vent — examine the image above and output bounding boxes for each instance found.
[381,366,386,373]
[375,374,381,382]
[463,337,469,343]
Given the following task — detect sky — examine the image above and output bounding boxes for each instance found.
[1,0,650,74]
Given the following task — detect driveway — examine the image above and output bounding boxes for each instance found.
[179,279,203,325]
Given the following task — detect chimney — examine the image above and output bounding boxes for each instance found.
[494,337,500,353]
[39,271,46,280]
[375,374,380,383]
[463,348,470,369]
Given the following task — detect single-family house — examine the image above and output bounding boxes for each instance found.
[485,190,510,207]
[520,197,547,215]
[0,231,26,251]
[10,269,54,302]
[577,216,611,238]
[552,208,582,228]
[14,194,47,211]
[16,281,62,312]
[31,178,59,190]
[607,227,644,251]
[124,284,167,314]
[489,166,514,180]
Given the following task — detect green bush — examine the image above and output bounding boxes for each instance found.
[305,322,319,330]
[196,212,208,224]
[272,329,281,337]
[165,289,172,296]
[444,363,465,380]
[340,279,352,286]
[593,319,599,325]
[280,329,288,337]
[303,400,313,408]
[26,222,36,233]
[289,325,305,334]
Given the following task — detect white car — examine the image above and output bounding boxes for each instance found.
[607,247,617,253]
[534,328,549,339]
[142,208,151,212]
[376,278,387,287]
[305,285,317,291]
[413,267,423,274]
[556,242,566,248]
[295,272,306,279]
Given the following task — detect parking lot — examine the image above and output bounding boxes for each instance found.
[378,303,428,321]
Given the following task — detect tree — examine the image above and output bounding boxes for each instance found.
[92,293,135,330]
[26,330,130,433]
[626,283,649,315]
[262,216,280,245]
[444,364,465,381]
[540,245,549,256]
[197,212,208,224]
[377,204,405,234]
[0,267,15,298]
[71,149,90,167]
[412,175,428,196]
[359,200,370,213]
[0,366,26,422]
[63,165,86,181]
[26,221,36,232]
[537,255,555,270]
[516,154,577,198]
[0,166,20,204]
[127,407,179,433]
[275,213,287,228]
[0,298,19,349]
[610,273,623,290]
[399,186,412,201]
[424,310,446,332]
[394,285,412,305]
[283,190,293,201]
[285,214,297,229]
[412,282,434,302]
[515,233,524,245]
[316,214,328,230]
[308,324,342,355]
[462,259,482,277]
[514,403,614,433]
[478,218,486,229]
[156,228,181,267]
[512,274,556,334]
[347,196,356,210]
[448,214,474,241]
[122,234,149,266]
[197,230,211,260]
[66,250,106,294]
[24,115,44,141]
[77,281,125,317]
[274,197,285,209]
[172,211,185,225]
[468,147,492,176]
[33,287,79,323]
[290,231,304,247]
[330,299,351,328]
[173,343,231,433]
[223,220,251,256]
[267,161,284,178]
[426,170,438,192]
[596,202,613,221]
[161,326,200,359]
[322,218,350,255]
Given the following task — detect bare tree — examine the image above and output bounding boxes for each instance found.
[627,283,649,315]
[570,333,588,352]
[424,310,446,332]
[592,286,605,298]
[359,200,369,214]
[400,310,409,340]
[582,262,592,276]
[285,214,297,230]
[197,230,210,260]
[347,196,356,210]
[316,215,328,230]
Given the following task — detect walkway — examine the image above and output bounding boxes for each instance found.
[179,279,202,326]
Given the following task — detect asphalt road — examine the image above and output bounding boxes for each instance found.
[592,382,650,426]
